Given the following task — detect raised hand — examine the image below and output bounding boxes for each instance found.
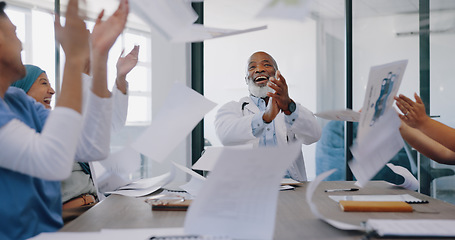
[263,97,280,123]
[117,45,139,78]
[91,0,129,56]
[115,45,139,94]
[394,93,429,129]
[54,0,89,61]
[266,70,293,114]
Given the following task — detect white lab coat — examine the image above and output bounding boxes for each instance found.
[215,96,322,181]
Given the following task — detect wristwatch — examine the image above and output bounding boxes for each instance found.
[284,100,296,115]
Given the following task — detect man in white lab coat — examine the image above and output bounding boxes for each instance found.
[215,51,321,181]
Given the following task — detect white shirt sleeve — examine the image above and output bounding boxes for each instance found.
[0,107,82,180]
[110,83,128,133]
[75,89,113,162]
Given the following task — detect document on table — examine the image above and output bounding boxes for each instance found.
[365,219,455,237]
[130,0,266,42]
[328,194,426,203]
[184,142,302,240]
[131,83,216,163]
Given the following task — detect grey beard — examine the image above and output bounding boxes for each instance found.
[247,79,273,98]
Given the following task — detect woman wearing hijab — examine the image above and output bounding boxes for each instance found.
[11,65,55,109]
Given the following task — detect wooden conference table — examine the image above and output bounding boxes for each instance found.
[61,181,455,239]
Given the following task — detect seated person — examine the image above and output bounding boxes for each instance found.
[0,0,129,239]
[396,93,455,165]
[215,51,321,181]
[316,120,412,183]
[13,45,138,222]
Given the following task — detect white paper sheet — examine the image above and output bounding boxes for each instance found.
[306,169,364,231]
[106,170,175,197]
[348,60,408,187]
[386,163,419,191]
[357,60,408,140]
[29,228,188,240]
[328,194,425,203]
[28,232,102,240]
[184,142,302,240]
[314,109,361,122]
[365,219,455,237]
[350,108,405,187]
[130,0,266,42]
[256,0,314,22]
[99,146,142,176]
[192,145,252,171]
[131,83,216,163]
[172,161,206,196]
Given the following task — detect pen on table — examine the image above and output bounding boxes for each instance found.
[324,188,359,193]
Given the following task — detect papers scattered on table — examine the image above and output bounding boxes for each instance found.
[131,83,216,163]
[314,109,360,122]
[184,142,302,240]
[105,170,175,197]
[365,219,455,237]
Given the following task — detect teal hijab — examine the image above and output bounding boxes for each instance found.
[11,65,45,93]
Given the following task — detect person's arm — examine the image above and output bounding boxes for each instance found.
[0,109,82,180]
[400,121,455,165]
[288,103,322,144]
[267,70,321,144]
[75,0,129,161]
[215,101,258,146]
[110,45,139,133]
[115,45,139,95]
[395,93,455,152]
[0,0,89,180]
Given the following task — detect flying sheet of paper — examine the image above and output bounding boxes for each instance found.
[348,60,408,187]
[106,170,175,197]
[184,142,302,240]
[315,109,361,122]
[99,146,142,176]
[172,161,206,196]
[349,108,405,187]
[386,163,419,191]
[130,0,267,42]
[91,164,131,196]
[131,83,216,163]
[357,60,408,140]
[192,145,252,171]
[306,169,364,231]
[256,0,314,22]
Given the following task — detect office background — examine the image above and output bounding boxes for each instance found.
[5,0,455,203]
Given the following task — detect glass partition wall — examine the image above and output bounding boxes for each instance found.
[203,0,455,204]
